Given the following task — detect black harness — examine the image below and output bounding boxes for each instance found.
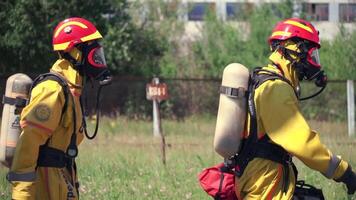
[223,68,296,193]
[29,73,80,191]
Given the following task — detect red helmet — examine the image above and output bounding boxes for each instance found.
[52,17,103,52]
[268,18,320,47]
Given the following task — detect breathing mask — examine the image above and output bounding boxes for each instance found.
[280,40,328,100]
[61,40,112,140]
[80,41,112,86]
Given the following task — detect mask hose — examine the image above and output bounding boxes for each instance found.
[80,68,112,140]
[298,84,326,101]
[81,82,104,140]
[299,71,327,101]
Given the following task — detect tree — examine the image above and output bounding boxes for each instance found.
[191,1,294,78]
[321,28,356,80]
[0,0,167,77]
[0,0,50,74]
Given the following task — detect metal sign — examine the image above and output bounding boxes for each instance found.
[146,83,169,101]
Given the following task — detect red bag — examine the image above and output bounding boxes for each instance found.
[198,163,238,200]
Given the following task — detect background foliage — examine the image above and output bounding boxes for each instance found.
[0,0,166,76]
[0,0,355,120]
[1,0,355,79]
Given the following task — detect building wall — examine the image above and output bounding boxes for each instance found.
[176,0,356,40]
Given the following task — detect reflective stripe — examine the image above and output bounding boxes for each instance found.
[53,42,70,51]
[20,120,54,134]
[324,155,341,178]
[266,164,283,200]
[284,20,313,33]
[54,21,88,38]
[7,171,36,182]
[44,167,52,200]
[80,31,103,42]
[271,31,291,38]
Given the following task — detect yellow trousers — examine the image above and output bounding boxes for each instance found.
[12,167,78,200]
[235,158,295,200]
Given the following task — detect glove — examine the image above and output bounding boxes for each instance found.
[335,166,356,194]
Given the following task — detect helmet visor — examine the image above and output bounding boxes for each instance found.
[88,46,107,68]
[307,47,321,68]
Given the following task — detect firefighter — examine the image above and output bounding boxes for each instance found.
[234,18,356,199]
[7,17,111,200]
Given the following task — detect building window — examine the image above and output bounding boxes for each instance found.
[304,3,329,21]
[226,3,244,20]
[339,4,356,22]
[188,3,216,21]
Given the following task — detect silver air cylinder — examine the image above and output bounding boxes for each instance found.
[214,63,249,158]
[1,73,32,167]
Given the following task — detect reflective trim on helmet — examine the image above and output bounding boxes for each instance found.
[53,42,71,51]
[88,46,107,68]
[271,31,291,38]
[284,20,313,33]
[54,21,88,38]
[81,31,103,42]
[7,171,36,182]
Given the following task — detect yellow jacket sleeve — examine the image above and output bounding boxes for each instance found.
[9,80,65,200]
[256,79,348,180]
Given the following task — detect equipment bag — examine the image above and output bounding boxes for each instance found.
[198,166,325,200]
[293,181,325,200]
[198,162,238,200]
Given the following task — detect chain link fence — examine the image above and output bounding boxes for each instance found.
[0,75,353,123]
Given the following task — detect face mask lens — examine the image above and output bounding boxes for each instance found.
[88,46,107,67]
[308,48,320,66]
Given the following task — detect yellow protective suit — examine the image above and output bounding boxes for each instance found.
[8,56,84,200]
[235,49,349,200]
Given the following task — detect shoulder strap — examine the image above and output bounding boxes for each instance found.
[32,73,78,159]
[234,67,291,177]
[30,73,70,117]
[246,68,284,147]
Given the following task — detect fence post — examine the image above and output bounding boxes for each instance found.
[347,80,355,137]
[152,77,162,138]
[146,77,168,165]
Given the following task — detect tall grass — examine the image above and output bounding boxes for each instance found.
[1,116,355,199]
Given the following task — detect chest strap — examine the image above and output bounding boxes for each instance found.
[37,146,69,168]
[227,68,294,177]
[231,135,291,177]
[254,137,291,166]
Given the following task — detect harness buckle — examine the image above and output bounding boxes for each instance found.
[284,154,292,164]
[220,86,247,98]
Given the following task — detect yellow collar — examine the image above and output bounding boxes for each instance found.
[50,59,83,95]
[268,51,300,89]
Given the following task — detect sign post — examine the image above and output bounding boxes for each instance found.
[146,77,169,165]
[347,80,355,137]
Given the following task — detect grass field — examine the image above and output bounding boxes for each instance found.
[1,116,355,199]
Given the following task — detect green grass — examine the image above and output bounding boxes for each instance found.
[1,116,355,199]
